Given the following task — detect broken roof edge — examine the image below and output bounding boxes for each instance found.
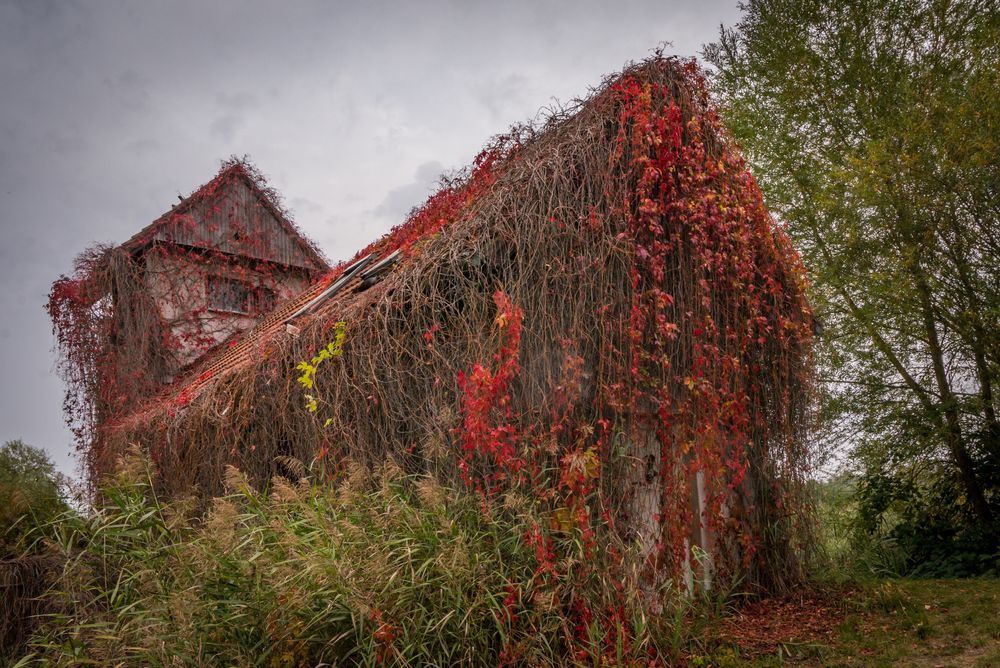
[103,246,402,432]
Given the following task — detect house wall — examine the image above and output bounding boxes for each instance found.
[143,248,312,377]
[626,424,719,598]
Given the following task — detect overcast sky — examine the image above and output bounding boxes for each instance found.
[0,0,741,477]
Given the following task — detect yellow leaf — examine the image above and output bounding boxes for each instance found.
[582,447,600,480]
[551,507,574,533]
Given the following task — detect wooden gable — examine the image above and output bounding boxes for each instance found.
[124,166,328,272]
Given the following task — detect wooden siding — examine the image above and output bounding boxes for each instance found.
[149,177,322,270]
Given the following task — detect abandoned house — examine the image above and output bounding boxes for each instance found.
[47,161,329,450]
[122,162,329,372]
[50,58,814,594]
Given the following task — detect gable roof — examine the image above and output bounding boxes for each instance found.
[122,161,329,272]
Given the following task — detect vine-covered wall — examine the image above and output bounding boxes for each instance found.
[51,58,815,602]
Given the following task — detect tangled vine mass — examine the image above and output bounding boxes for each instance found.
[49,58,815,601]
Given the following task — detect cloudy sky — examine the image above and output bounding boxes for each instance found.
[0,0,741,476]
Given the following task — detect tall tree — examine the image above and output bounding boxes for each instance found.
[706,0,999,528]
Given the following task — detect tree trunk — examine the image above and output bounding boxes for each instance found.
[942,228,1000,464]
[914,272,993,524]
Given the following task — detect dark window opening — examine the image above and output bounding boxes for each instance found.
[207,276,274,315]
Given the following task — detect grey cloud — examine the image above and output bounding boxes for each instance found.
[102,69,151,112]
[209,113,245,143]
[210,93,259,141]
[1,0,84,33]
[478,73,532,122]
[44,127,87,155]
[217,91,260,111]
[373,160,446,224]
[125,138,162,156]
[290,197,325,217]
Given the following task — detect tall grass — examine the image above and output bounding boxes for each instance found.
[15,454,717,666]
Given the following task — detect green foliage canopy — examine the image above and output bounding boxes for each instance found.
[706,0,1000,550]
[0,439,69,555]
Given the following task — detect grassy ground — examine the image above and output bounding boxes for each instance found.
[702,579,1000,667]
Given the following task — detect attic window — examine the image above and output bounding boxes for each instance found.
[207,276,274,315]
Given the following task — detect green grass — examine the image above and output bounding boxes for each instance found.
[703,579,1000,667]
[10,451,996,666]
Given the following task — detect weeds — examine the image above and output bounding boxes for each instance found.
[15,452,724,666]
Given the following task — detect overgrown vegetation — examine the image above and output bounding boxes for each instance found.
[10,464,996,665]
[0,440,70,557]
[49,57,816,598]
[20,1,1000,664]
[813,476,1000,581]
[0,440,71,660]
[12,452,736,666]
[46,159,328,487]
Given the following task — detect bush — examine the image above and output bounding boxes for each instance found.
[813,472,999,580]
[19,454,694,666]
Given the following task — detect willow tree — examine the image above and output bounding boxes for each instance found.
[706,0,999,537]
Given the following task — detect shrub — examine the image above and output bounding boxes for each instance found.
[20,453,691,666]
[812,472,999,580]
